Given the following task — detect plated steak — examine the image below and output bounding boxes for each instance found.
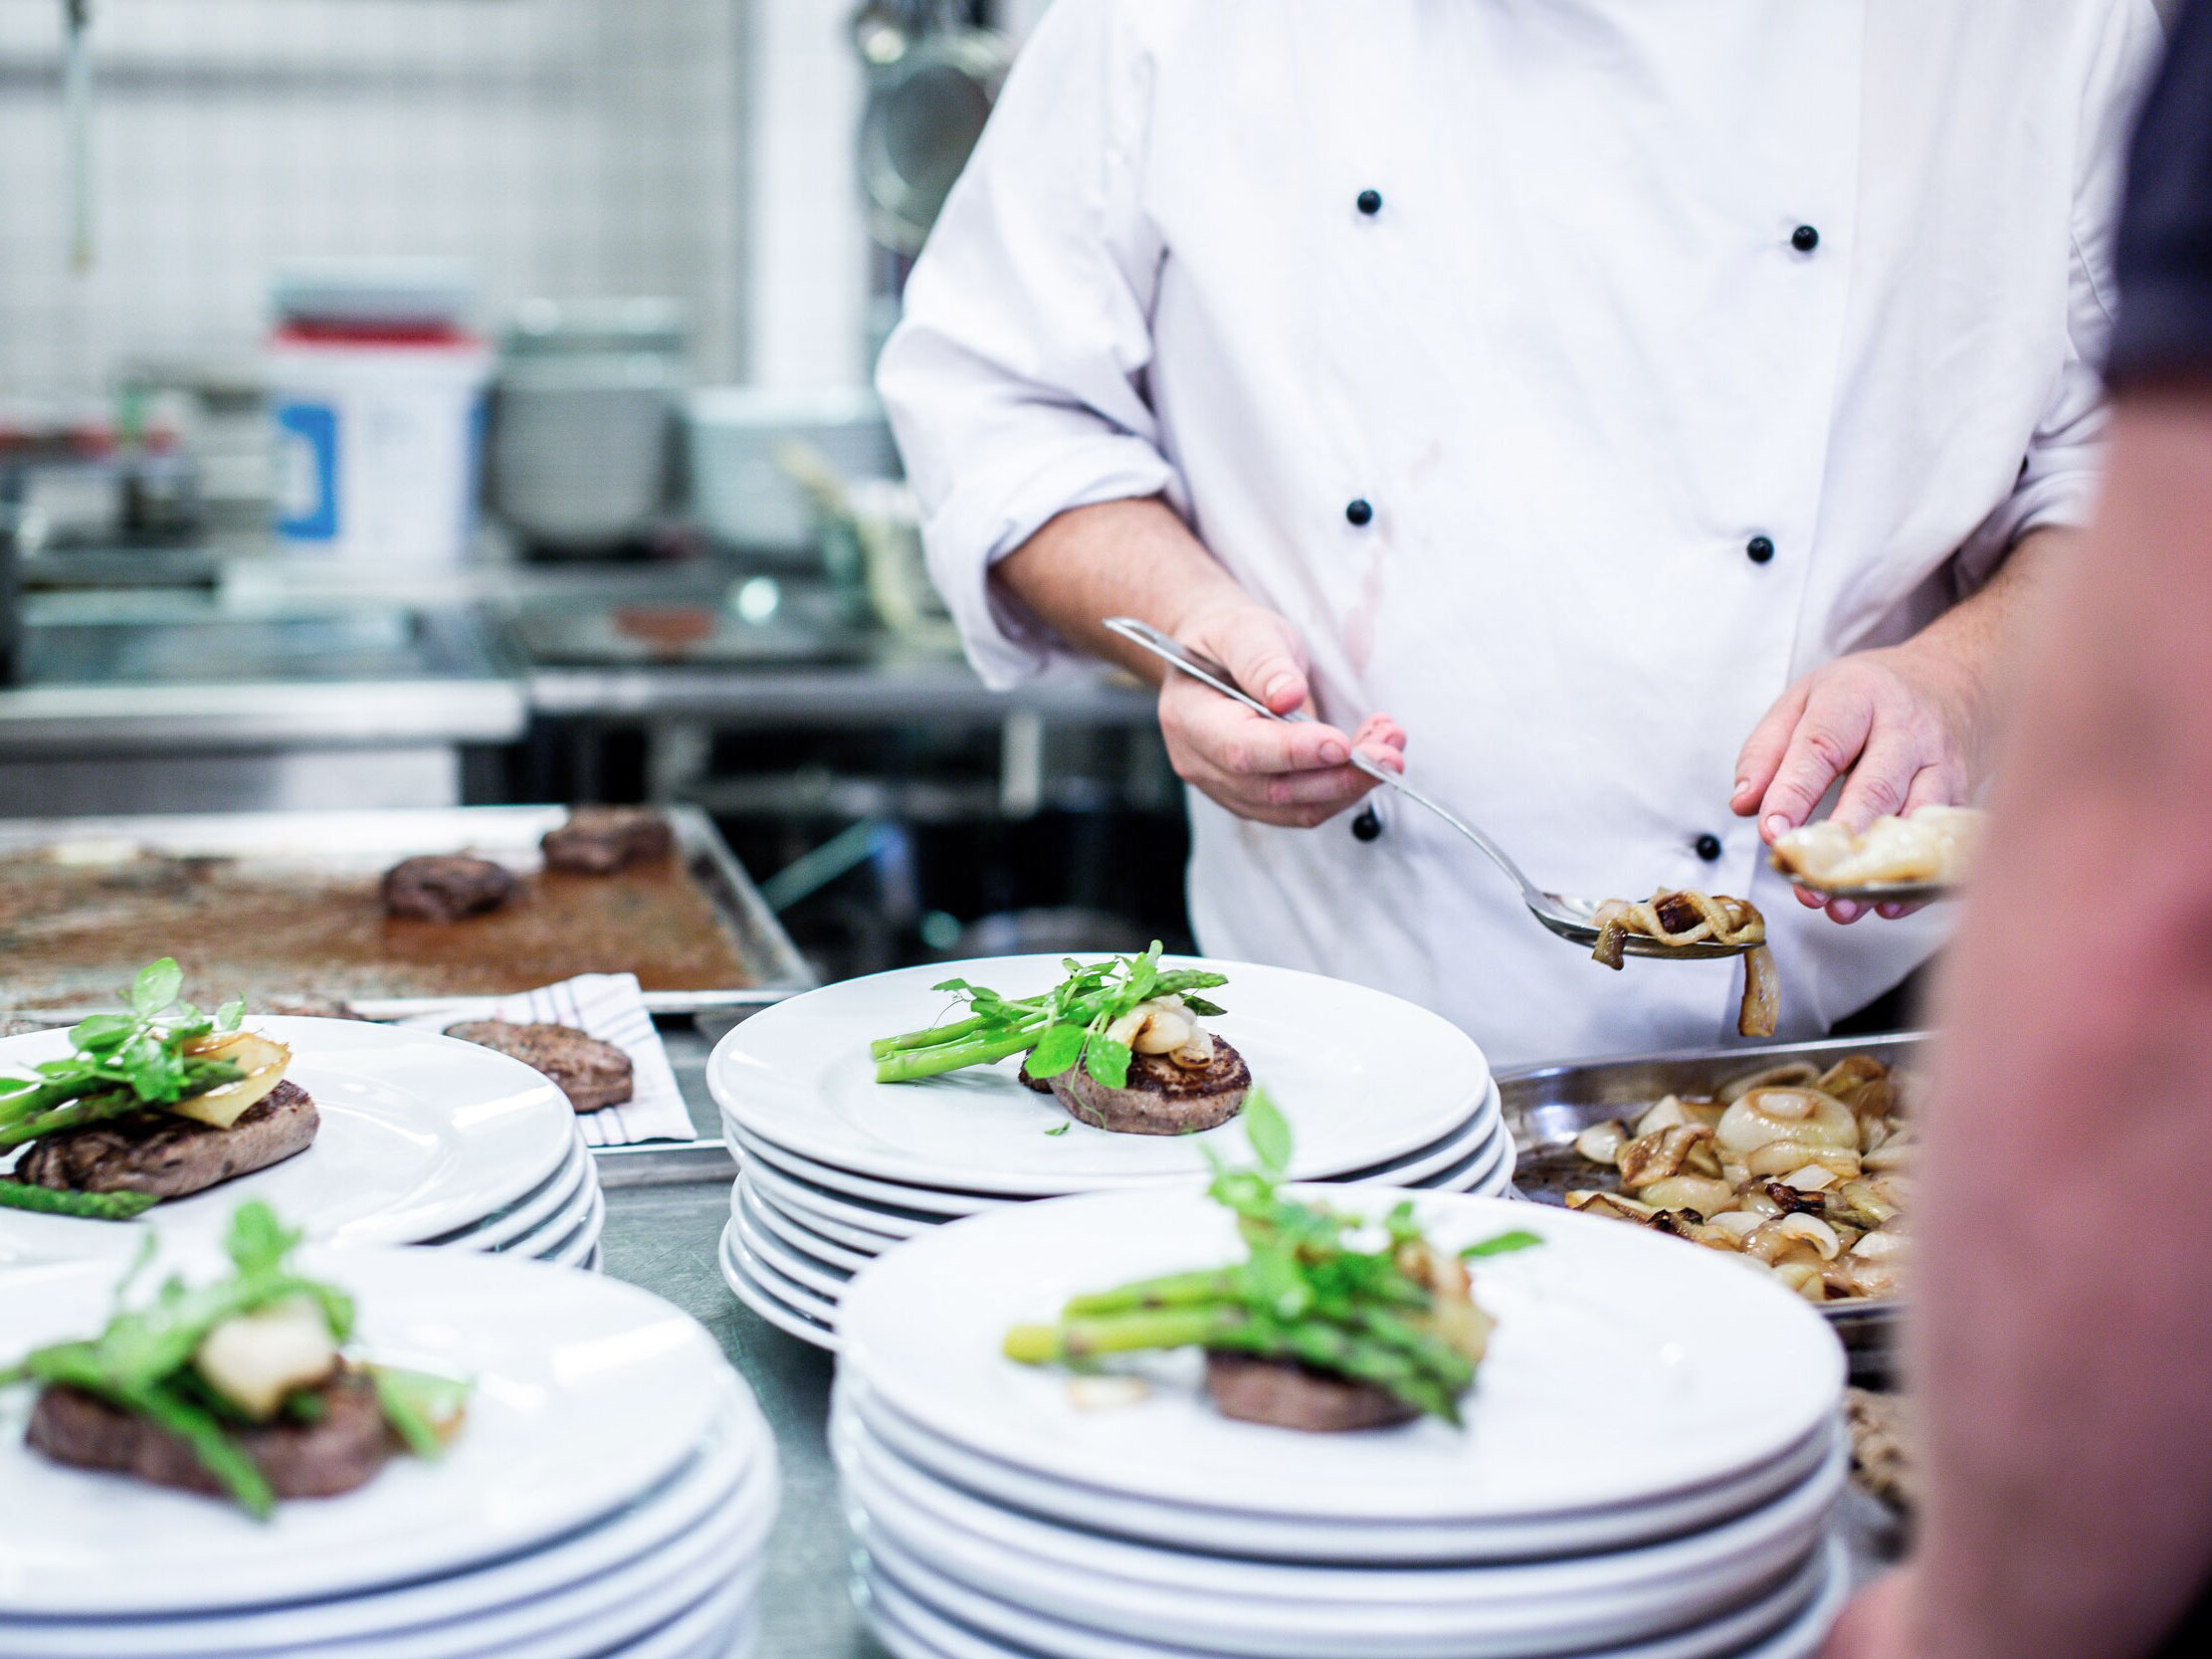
[13,1080,318,1199]
[1049,1039,1251,1136]
[1203,1351,1420,1433]
[380,855,517,923]
[28,1371,393,1500]
[540,808,676,875]
[443,1019,634,1112]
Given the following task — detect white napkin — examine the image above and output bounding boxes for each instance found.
[401,973,695,1146]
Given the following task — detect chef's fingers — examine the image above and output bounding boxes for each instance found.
[1865,768,1954,922]
[1829,726,1923,835]
[1261,765,1387,809]
[1173,746,1379,827]
[1158,681,1356,775]
[1754,686,1877,842]
[1899,763,1964,818]
[1351,714,1407,754]
[1731,679,1812,817]
[1185,608,1310,716]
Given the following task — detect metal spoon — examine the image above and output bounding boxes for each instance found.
[1104,617,1757,959]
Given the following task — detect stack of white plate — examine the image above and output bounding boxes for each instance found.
[709,957,1509,1348]
[0,1244,775,1659]
[834,1188,1852,1659]
[0,1018,605,1271]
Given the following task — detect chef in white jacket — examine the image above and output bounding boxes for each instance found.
[877,0,2162,1068]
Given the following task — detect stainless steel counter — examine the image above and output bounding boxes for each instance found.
[601,1180,887,1659]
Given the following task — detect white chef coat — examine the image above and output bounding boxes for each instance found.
[877,0,2162,1069]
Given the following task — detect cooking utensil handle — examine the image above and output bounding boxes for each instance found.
[1102,617,1307,726]
[1103,615,1546,904]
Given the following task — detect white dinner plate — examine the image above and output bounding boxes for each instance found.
[619,1570,758,1659]
[1334,1084,1500,1186]
[0,1395,771,1657]
[839,1415,1841,1656]
[0,1018,575,1255]
[735,1181,854,1298]
[709,956,1490,1195]
[729,1083,1501,1213]
[838,1188,1845,1528]
[534,1180,608,1268]
[499,1164,603,1260]
[728,1213,842,1322]
[723,1121,1018,1218]
[740,1176,880,1273]
[839,1381,1838,1565]
[433,1129,592,1253]
[1405,1118,1510,1196]
[719,1216,841,1348]
[0,1244,734,1614]
[737,1149,938,1241]
[858,1534,1851,1659]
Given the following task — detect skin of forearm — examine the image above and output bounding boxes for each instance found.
[1909,388,2212,1659]
[1900,522,2075,777]
[993,497,1247,687]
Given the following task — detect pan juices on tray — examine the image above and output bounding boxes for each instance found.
[870,942,1254,1135]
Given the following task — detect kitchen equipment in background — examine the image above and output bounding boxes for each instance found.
[117,355,271,534]
[0,410,200,554]
[266,259,491,566]
[855,4,1013,257]
[685,385,898,558]
[489,298,688,557]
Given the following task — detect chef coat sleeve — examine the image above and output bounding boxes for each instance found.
[2104,0,2212,384]
[875,0,1181,689]
[1952,0,2165,589]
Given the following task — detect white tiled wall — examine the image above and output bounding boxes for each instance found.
[0,0,750,403]
[746,0,866,390]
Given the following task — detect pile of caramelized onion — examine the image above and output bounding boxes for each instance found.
[1565,1055,1910,1303]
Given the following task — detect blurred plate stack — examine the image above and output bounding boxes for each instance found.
[709,957,1510,1348]
[0,1247,776,1659]
[0,1019,604,1271]
[835,1189,1851,1659]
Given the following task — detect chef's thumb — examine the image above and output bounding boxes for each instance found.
[1216,615,1308,716]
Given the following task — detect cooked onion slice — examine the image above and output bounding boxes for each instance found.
[1738,945,1779,1038]
[169,1030,292,1130]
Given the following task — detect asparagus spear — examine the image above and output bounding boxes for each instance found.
[0,1182,162,1221]
[1002,1107,1508,1426]
[871,946,1229,1088]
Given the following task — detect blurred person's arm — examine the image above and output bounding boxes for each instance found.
[1828,383,2212,1659]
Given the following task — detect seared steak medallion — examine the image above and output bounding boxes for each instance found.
[443,1019,634,1112]
[540,808,676,875]
[379,856,518,923]
[1049,1039,1252,1136]
[1203,1351,1420,1433]
[13,1080,318,1199]
[28,1371,393,1500]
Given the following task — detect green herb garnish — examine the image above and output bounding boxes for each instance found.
[1002,1104,1493,1426]
[1,1202,468,1518]
[1460,1229,1543,1259]
[0,957,247,1166]
[871,942,1228,1092]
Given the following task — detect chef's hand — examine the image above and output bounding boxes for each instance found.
[1157,602,1406,829]
[1730,640,1983,924]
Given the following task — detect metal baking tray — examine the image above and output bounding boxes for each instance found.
[1500,1030,1925,1379]
[0,805,812,1011]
